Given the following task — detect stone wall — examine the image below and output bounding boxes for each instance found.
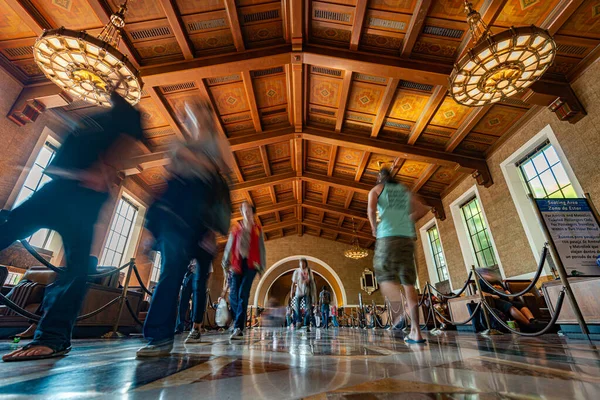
[414,59,600,289]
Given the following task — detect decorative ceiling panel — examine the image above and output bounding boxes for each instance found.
[235,148,262,167]
[136,98,168,129]
[388,90,430,121]
[429,97,471,129]
[429,0,484,21]
[176,0,224,15]
[559,0,600,39]
[254,74,287,108]
[138,166,169,187]
[108,0,165,23]
[368,0,416,13]
[471,105,527,136]
[312,21,352,44]
[0,0,36,40]
[31,0,101,30]
[307,141,332,161]
[346,81,385,114]
[309,74,342,108]
[335,147,363,167]
[209,82,250,116]
[398,160,430,178]
[266,141,291,161]
[366,154,396,171]
[412,36,460,61]
[454,140,490,156]
[134,37,183,60]
[430,166,459,184]
[495,0,559,28]
[416,134,449,149]
[242,21,284,46]
[164,90,201,126]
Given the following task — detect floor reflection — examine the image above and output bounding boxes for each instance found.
[0,329,597,399]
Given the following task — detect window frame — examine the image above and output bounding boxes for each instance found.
[419,218,453,290]
[100,196,139,268]
[500,124,583,278]
[449,185,505,279]
[460,197,498,269]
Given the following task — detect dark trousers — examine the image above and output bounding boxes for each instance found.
[0,180,107,350]
[294,294,313,326]
[143,219,211,344]
[176,251,212,332]
[229,259,257,331]
[321,304,330,328]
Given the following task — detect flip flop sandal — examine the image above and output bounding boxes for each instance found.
[2,343,72,362]
[404,337,427,345]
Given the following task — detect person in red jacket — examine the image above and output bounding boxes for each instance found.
[222,201,265,340]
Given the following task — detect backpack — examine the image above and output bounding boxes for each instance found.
[321,291,331,305]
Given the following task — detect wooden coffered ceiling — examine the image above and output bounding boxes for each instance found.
[3,0,600,247]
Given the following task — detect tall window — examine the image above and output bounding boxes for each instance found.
[150,251,162,284]
[461,197,497,269]
[517,141,577,199]
[13,141,58,249]
[100,197,138,267]
[426,226,449,282]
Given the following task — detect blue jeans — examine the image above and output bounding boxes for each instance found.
[332,316,339,327]
[0,180,108,351]
[321,304,330,328]
[294,295,313,326]
[229,259,257,331]
[175,251,213,332]
[143,218,210,344]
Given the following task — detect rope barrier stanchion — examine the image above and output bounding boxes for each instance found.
[132,264,153,296]
[482,290,566,337]
[472,265,503,336]
[102,258,135,339]
[427,271,474,300]
[432,300,482,326]
[428,290,441,335]
[19,240,64,274]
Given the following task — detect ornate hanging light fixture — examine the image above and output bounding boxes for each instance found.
[344,219,369,260]
[33,0,142,107]
[449,1,556,107]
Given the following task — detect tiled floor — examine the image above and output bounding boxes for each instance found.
[0,328,598,399]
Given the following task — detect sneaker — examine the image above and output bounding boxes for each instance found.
[136,340,173,358]
[230,328,244,340]
[185,329,201,344]
[306,326,311,333]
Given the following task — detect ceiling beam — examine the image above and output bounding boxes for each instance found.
[323,184,329,204]
[291,55,303,132]
[407,85,447,145]
[336,70,353,132]
[85,0,140,68]
[269,186,278,204]
[4,0,46,35]
[303,46,451,86]
[158,0,193,60]
[289,0,303,51]
[259,146,272,176]
[412,164,438,193]
[400,0,432,58]
[355,151,371,182]
[241,70,262,133]
[303,127,490,174]
[456,0,508,59]
[542,0,585,36]
[147,87,185,141]
[445,105,491,152]
[294,136,303,176]
[350,0,368,51]
[303,220,373,240]
[229,128,295,151]
[328,145,338,176]
[371,78,400,138]
[303,200,367,221]
[231,172,296,192]
[285,64,295,127]
[231,200,296,220]
[344,191,354,208]
[224,0,245,52]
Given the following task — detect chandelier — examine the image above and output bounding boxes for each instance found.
[344,219,369,260]
[449,1,556,107]
[33,1,142,107]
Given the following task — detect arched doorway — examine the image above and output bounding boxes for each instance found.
[253,255,347,307]
[264,269,335,307]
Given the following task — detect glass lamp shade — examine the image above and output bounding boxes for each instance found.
[34,28,142,107]
[449,26,556,107]
[344,243,369,260]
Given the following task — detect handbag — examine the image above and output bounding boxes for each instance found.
[215,297,232,327]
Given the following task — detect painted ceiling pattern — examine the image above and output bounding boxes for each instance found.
[1,0,598,247]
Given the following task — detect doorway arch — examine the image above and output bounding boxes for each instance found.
[253,255,348,307]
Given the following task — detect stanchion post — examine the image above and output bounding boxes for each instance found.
[428,284,441,335]
[103,259,135,339]
[472,265,503,336]
[530,195,591,340]
[385,297,393,330]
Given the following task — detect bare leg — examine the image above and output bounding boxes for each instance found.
[192,322,203,330]
[16,324,37,339]
[509,307,531,326]
[379,281,405,326]
[2,345,54,360]
[520,307,535,321]
[402,283,424,342]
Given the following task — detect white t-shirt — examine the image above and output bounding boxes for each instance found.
[292,267,310,297]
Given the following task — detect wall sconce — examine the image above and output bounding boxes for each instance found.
[360,268,378,295]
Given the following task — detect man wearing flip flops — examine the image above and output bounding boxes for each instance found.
[368,167,429,345]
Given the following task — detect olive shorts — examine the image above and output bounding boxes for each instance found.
[374,236,417,285]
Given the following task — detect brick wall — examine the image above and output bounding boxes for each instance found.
[414,59,600,289]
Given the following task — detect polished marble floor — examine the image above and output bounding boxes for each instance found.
[0,328,598,399]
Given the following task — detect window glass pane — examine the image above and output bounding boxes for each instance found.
[544,145,560,165]
[532,152,549,174]
[551,163,571,188]
[521,161,537,180]
[477,231,489,249]
[473,214,485,233]
[36,147,53,167]
[14,188,34,207]
[462,205,472,219]
[561,185,577,198]
[483,248,496,267]
[528,177,547,198]
[476,252,486,268]
[29,229,48,248]
[126,205,135,221]
[100,198,138,267]
[469,200,479,215]
[23,165,44,190]
[538,170,560,195]
[548,190,564,199]
[471,234,482,252]
[115,216,125,234]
